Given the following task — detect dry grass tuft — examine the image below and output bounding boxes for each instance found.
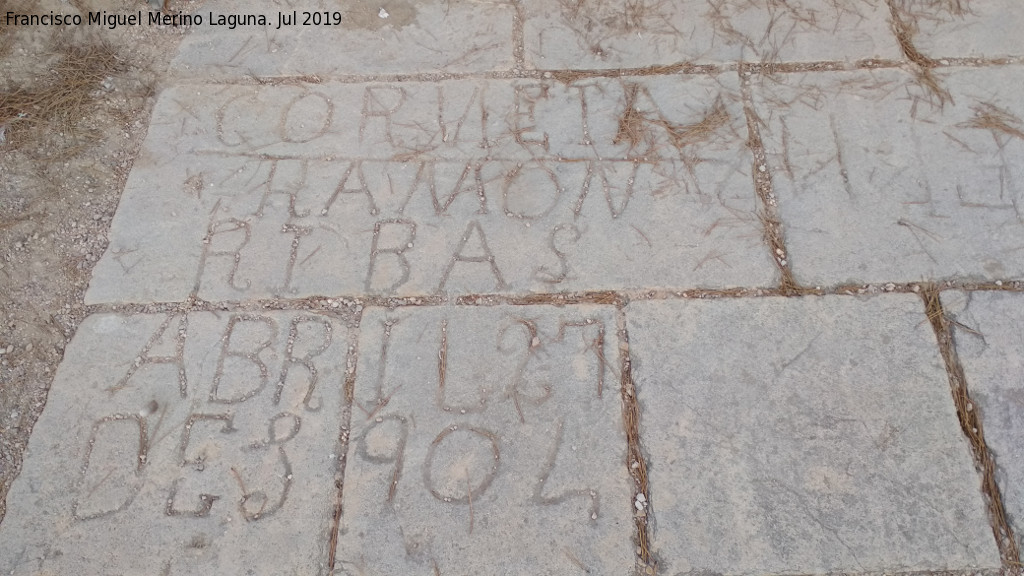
[613,83,649,150]
[912,67,953,107]
[959,102,1024,143]
[885,0,959,107]
[657,97,730,150]
[614,87,730,155]
[889,3,934,68]
[0,34,122,148]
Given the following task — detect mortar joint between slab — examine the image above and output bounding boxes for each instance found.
[886,0,939,70]
[615,306,659,575]
[920,285,1022,571]
[885,0,957,107]
[737,62,798,295]
[326,308,364,573]
[171,57,1024,90]
[80,280,1024,317]
[510,0,525,71]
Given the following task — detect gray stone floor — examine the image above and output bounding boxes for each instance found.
[2,1,1024,575]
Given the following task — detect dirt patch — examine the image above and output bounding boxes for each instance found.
[0,0,196,520]
[0,37,126,147]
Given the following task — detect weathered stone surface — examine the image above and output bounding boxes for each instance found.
[170,0,514,78]
[13,2,1024,575]
[86,75,775,304]
[945,290,1024,551]
[521,0,901,70]
[752,66,1024,285]
[626,295,999,573]
[894,0,1024,59]
[336,305,634,575]
[0,311,353,575]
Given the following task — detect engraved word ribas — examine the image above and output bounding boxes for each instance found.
[189,81,735,296]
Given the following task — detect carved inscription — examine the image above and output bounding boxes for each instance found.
[337,306,633,574]
[20,311,352,573]
[108,313,189,397]
[114,76,771,302]
[74,414,149,521]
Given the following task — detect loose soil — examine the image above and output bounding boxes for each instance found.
[0,0,198,520]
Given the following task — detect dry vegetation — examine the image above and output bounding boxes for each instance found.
[0,0,187,520]
[613,84,731,154]
[0,37,127,148]
[959,102,1024,144]
[0,23,10,61]
[886,0,968,106]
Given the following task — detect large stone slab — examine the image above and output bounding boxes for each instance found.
[0,311,354,575]
[751,66,1024,285]
[521,0,900,70]
[87,75,775,304]
[626,295,999,573]
[893,0,1024,59]
[945,290,1024,552]
[336,305,634,575]
[170,0,514,78]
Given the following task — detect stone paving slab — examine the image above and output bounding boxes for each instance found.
[944,290,1024,553]
[521,0,901,70]
[11,2,1024,575]
[170,0,514,78]
[893,0,1024,60]
[336,304,634,575]
[625,294,1000,574]
[86,74,775,304]
[0,311,354,576]
[751,66,1024,286]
